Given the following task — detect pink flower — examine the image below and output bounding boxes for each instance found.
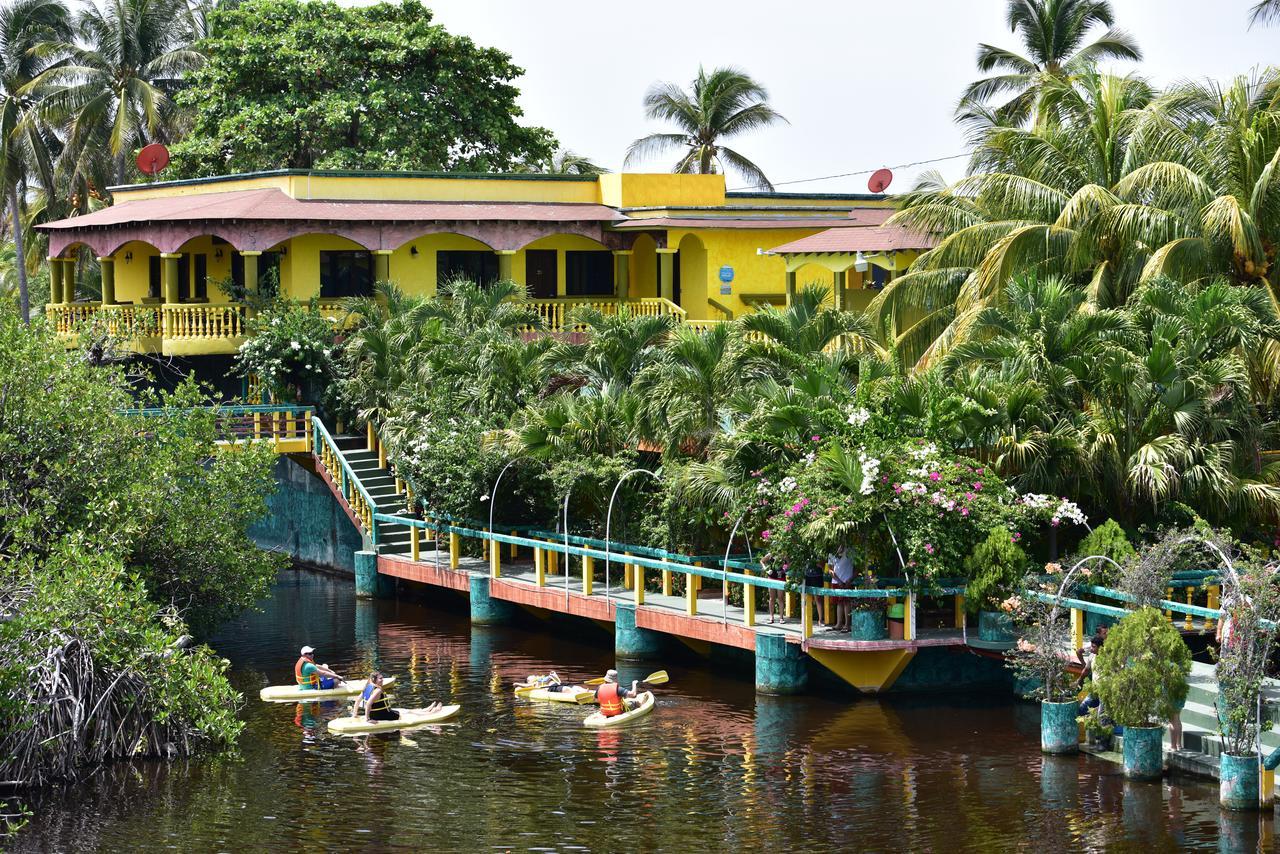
[976,467,984,475]
[761,530,771,540]
[893,483,903,494]
[924,543,935,554]
[960,507,970,516]
[973,482,983,491]
[782,563,789,571]
[1011,532,1022,542]
[965,491,975,501]
[929,471,941,482]
[811,435,821,442]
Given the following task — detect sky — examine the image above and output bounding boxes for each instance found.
[415,0,1278,194]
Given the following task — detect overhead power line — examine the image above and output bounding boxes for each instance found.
[729,151,972,192]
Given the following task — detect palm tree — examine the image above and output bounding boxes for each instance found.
[35,0,203,187]
[0,0,68,323]
[626,65,786,191]
[1250,1,1280,26]
[632,321,738,457]
[539,305,673,394]
[736,284,878,379]
[547,148,607,175]
[959,0,1141,127]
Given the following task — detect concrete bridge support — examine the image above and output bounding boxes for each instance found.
[755,629,808,694]
[615,603,664,659]
[470,573,517,625]
[354,550,394,599]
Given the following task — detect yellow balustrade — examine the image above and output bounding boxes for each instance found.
[161,304,247,341]
[46,303,101,336]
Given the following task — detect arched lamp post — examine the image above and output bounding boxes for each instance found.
[604,468,660,607]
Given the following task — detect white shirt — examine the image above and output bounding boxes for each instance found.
[830,551,855,584]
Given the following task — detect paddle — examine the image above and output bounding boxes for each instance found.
[584,670,668,687]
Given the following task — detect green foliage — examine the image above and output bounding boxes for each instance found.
[1215,564,1280,755]
[171,0,556,176]
[964,528,1030,613]
[1093,606,1192,727]
[234,300,339,406]
[1075,519,1135,582]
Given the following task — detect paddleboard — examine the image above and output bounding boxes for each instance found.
[328,704,462,735]
[519,686,596,704]
[583,691,654,729]
[260,676,396,703]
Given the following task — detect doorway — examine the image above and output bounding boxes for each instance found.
[526,250,557,299]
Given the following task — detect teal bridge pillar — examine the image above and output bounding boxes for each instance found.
[755,629,808,694]
[469,572,516,625]
[614,602,663,659]
[354,550,394,599]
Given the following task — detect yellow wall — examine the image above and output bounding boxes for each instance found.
[275,234,368,300]
[113,174,293,203]
[112,241,159,302]
[388,233,493,297]
[598,173,725,208]
[669,227,834,318]
[628,234,658,299]
[726,194,895,209]
[287,174,599,204]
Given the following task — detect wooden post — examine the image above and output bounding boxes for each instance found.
[954,594,966,628]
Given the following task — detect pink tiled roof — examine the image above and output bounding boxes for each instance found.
[616,207,893,231]
[39,188,624,229]
[768,224,936,254]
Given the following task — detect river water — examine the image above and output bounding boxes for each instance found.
[15,569,1273,852]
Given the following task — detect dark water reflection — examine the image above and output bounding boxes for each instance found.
[16,570,1274,852]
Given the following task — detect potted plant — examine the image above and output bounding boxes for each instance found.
[1214,566,1280,811]
[964,528,1029,645]
[1006,572,1083,754]
[848,569,888,640]
[1093,606,1191,780]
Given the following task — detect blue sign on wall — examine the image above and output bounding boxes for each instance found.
[719,265,734,283]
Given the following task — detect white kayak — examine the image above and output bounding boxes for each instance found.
[327,704,462,735]
[518,686,596,704]
[259,676,396,703]
[583,691,655,729]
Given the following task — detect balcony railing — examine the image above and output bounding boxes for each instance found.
[161,303,248,343]
[524,297,686,333]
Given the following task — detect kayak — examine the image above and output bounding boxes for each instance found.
[519,686,596,704]
[327,704,461,735]
[260,676,396,703]
[583,691,655,729]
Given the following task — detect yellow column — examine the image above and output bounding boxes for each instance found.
[803,595,813,639]
[241,251,261,295]
[832,270,846,311]
[785,270,797,306]
[490,536,502,578]
[686,571,698,616]
[955,594,966,628]
[623,554,634,590]
[366,421,376,452]
[161,253,180,304]
[60,257,74,304]
[635,562,645,606]
[743,573,756,627]
[1071,607,1084,651]
[535,545,545,586]
[662,568,673,596]
[904,594,915,641]
[583,555,594,596]
[823,578,833,626]
[658,248,677,302]
[411,526,420,561]
[1185,588,1193,630]
[47,257,60,306]
[395,477,404,495]
[449,532,460,569]
[1207,585,1219,630]
[496,250,516,283]
[509,541,517,559]
[98,257,115,305]
[1164,587,1173,619]
[373,249,392,283]
[785,591,794,619]
[613,250,631,301]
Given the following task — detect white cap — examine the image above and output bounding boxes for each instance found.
[605,669,618,681]
[300,645,315,655]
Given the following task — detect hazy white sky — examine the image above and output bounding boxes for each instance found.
[419,0,1278,194]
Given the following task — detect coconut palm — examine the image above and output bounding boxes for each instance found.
[0,0,68,323]
[959,0,1141,127]
[626,65,786,191]
[539,305,674,393]
[736,284,879,379]
[1250,1,1280,26]
[35,0,203,187]
[632,321,739,458]
[547,148,607,175]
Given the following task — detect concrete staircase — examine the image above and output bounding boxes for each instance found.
[1165,661,1280,777]
[333,435,415,555]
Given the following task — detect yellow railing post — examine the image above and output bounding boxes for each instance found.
[623,560,634,591]
[785,591,794,619]
[449,532,460,569]
[366,421,375,452]
[395,477,403,495]
[1185,588,1194,630]
[1207,585,1220,630]
[744,573,756,627]
[803,593,813,639]
[490,535,502,578]
[635,561,645,606]
[954,594,966,628]
[823,579,833,626]
[904,594,915,641]
[662,568,673,596]
[535,546,545,586]
[509,541,517,559]
[686,570,698,616]
[1164,587,1173,619]
[583,555,594,596]
[411,526,420,561]
[1071,607,1084,652]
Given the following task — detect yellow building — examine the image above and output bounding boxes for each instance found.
[37,170,930,355]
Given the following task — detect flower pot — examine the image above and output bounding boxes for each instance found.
[977,609,1016,643]
[850,609,888,641]
[1121,725,1164,780]
[1041,700,1080,755]
[1220,753,1261,811]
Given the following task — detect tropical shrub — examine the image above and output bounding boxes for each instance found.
[964,528,1030,613]
[1075,519,1136,580]
[1215,565,1280,756]
[1093,606,1192,728]
[235,300,338,404]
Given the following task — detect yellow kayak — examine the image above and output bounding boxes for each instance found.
[583,691,654,729]
[260,676,396,703]
[327,704,461,735]
[519,686,595,704]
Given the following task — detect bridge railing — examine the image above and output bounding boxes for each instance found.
[312,416,379,543]
[121,403,312,450]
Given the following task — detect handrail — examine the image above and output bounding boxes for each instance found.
[313,415,379,545]
[637,297,687,319]
[706,297,734,321]
[120,403,310,416]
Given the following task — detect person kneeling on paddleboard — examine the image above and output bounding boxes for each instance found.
[296,646,342,691]
[593,670,639,718]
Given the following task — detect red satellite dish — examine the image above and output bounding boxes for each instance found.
[868,168,893,193]
[136,143,170,176]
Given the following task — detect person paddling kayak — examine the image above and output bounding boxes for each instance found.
[594,669,640,718]
[295,645,342,691]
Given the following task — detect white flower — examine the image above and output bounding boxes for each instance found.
[290,340,301,350]
[480,494,490,502]
[856,449,880,495]
[908,443,939,461]
[778,476,798,495]
[847,407,871,427]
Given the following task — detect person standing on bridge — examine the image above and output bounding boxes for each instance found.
[295,645,343,691]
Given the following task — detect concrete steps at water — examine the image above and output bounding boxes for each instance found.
[1156,661,1280,779]
[331,440,420,552]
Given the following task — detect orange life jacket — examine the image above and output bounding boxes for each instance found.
[295,656,318,688]
[598,682,624,717]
